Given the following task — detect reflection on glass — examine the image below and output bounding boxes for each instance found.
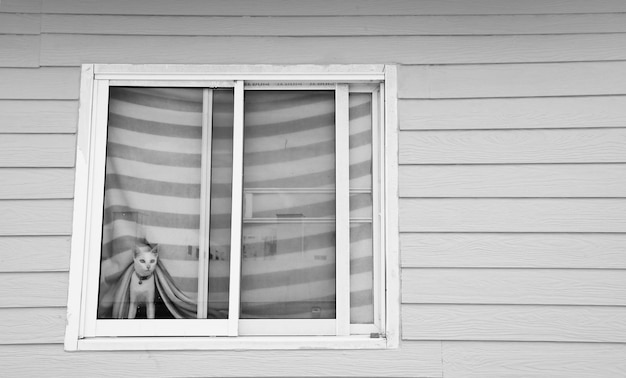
[241,90,336,319]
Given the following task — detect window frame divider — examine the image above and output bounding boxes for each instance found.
[335,84,351,336]
[227,80,245,336]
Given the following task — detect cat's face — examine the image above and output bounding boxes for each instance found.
[133,246,158,275]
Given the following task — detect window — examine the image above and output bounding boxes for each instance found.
[65,65,399,350]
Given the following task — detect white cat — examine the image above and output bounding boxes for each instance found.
[128,245,158,319]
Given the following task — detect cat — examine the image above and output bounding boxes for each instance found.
[128,245,158,319]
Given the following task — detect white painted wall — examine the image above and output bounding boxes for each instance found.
[1,1,625,376]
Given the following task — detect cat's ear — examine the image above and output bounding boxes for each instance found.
[132,246,140,257]
[150,244,159,255]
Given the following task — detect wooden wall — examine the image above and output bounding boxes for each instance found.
[1,0,626,376]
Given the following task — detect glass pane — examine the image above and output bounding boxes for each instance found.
[240,90,336,319]
[207,89,234,318]
[349,92,374,324]
[97,87,234,320]
[98,87,203,319]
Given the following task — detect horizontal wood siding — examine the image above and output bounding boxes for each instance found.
[389,2,626,376]
[40,34,626,66]
[401,233,626,269]
[37,0,626,15]
[399,96,626,130]
[0,0,41,13]
[0,134,75,167]
[0,272,68,307]
[403,269,626,305]
[40,14,626,36]
[441,342,626,378]
[0,68,79,99]
[0,101,78,133]
[399,199,626,233]
[404,305,626,342]
[399,128,626,164]
[2,1,625,377]
[0,169,74,199]
[0,13,40,34]
[399,62,626,98]
[0,200,73,236]
[0,35,40,67]
[0,307,66,344]
[0,342,443,377]
[0,236,71,272]
[399,164,626,197]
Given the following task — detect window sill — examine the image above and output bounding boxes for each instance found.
[70,335,390,351]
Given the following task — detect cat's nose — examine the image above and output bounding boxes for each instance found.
[146,265,151,270]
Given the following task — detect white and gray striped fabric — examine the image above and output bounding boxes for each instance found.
[99,87,374,322]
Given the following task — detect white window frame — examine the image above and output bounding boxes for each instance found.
[65,64,399,351]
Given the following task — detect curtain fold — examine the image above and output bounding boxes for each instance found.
[111,260,200,319]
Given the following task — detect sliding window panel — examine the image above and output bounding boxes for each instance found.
[98,87,205,321]
[240,90,337,325]
[93,86,234,336]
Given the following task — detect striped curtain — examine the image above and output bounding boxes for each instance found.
[99,87,205,318]
[98,87,373,323]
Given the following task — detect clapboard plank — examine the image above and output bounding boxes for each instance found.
[442,341,626,378]
[41,14,626,36]
[399,198,626,233]
[0,236,71,272]
[0,134,75,167]
[399,62,626,98]
[0,35,40,68]
[399,96,626,130]
[0,100,78,133]
[403,304,626,342]
[401,233,626,269]
[402,268,626,305]
[399,129,626,164]
[40,34,626,66]
[0,13,40,34]
[399,164,626,197]
[0,200,73,236]
[0,168,74,199]
[0,272,68,307]
[0,68,80,99]
[0,342,443,378]
[0,0,41,13]
[39,0,626,16]
[402,305,626,343]
[0,307,65,344]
